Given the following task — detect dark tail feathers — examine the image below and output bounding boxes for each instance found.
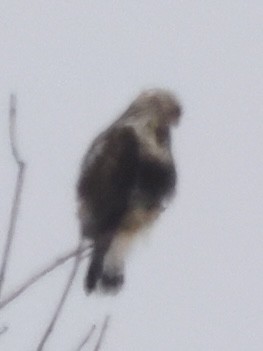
[85,245,124,294]
[85,250,104,292]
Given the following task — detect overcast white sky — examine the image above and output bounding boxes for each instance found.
[0,1,263,350]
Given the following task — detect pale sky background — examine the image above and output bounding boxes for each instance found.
[0,1,263,350]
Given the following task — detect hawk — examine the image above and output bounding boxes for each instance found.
[77,89,182,293]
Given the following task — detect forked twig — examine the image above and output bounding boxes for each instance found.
[0,95,111,351]
[75,324,96,351]
[0,244,90,311]
[0,94,26,299]
[93,315,110,351]
[36,241,84,351]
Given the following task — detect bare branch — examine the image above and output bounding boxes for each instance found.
[0,94,26,300]
[93,315,110,351]
[36,241,84,351]
[9,95,24,164]
[0,95,111,351]
[74,324,96,351]
[0,244,90,311]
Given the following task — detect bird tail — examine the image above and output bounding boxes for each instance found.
[85,248,104,292]
[85,234,130,293]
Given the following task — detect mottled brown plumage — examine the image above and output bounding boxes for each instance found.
[77,88,182,293]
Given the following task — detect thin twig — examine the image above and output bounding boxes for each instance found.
[9,95,23,163]
[74,324,96,351]
[93,315,110,351]
[36,241,84,351]
[0,244,90,311]
[0,94,26,300]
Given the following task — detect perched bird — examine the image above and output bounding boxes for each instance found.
[77,88,182,294]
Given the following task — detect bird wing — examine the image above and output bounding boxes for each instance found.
[77,126,139,235]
